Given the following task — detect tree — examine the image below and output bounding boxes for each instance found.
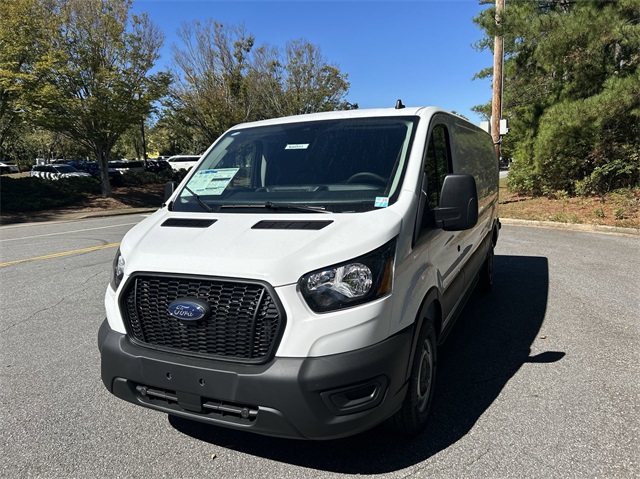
[170,21,354,146]
[250,39,355,117]
[19,0,170,196]
[147,108,208,156]
[0,0,50,163]
[473,0,640,195]
[170,21,255,145]
[6,127,88,168]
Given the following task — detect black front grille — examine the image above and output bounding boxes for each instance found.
[121,274,284,363]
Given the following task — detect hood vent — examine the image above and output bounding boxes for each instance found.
[161,218,217,228]
[252,220,333,230]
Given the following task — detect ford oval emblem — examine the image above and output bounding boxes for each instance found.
[167,298,210,322]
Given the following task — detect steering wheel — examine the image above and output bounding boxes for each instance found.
[345,172,387,185]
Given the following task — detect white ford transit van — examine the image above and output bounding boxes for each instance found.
[99,105,500,439]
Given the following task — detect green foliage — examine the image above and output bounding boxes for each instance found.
[2,5,354,186]
[506,156,543,196]
[474,0,640,197]
[168,21,354,146]
[109,169,178,187]
[614,208,627,220]
[0,0,49,162]
[0,170,177,212]
[278,39,354,115]
[14,0,170,197]
[1,176,100,212]
[531,74,640,195]
[109,171,150,187]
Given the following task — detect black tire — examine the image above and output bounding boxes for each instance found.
[478,243,494,292]
[389,319,437,435]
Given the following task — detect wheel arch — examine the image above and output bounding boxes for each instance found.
[403,287,442,382]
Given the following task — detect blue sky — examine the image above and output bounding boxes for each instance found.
[132,0,493,124]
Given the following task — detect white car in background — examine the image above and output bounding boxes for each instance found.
[30,164,92,179]
[167,155,201,171]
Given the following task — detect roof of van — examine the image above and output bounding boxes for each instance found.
[231,106,454,130]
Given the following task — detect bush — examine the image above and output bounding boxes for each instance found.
[508,75,640,197]
[1,176,101,212]
[110,169,184,187]
[110,171,157,187]
[1,169,187,213]
[506,157,544,196]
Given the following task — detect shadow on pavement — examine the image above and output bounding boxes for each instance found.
[170,255,560,473]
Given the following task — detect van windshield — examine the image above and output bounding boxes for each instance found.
[173,116,418,213]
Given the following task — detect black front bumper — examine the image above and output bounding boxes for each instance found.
[98,319,413,440]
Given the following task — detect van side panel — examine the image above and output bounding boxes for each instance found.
[405,114,498,335]
[452,121,498,206]
[451,120,499,270]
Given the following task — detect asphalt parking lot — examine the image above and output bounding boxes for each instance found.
[1,216,638,478]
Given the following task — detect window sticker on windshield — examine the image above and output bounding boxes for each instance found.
[374,197,389,208]
[284,144,309,150]
[187,168,239,196]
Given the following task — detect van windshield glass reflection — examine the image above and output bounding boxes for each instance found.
[174,117,417,213]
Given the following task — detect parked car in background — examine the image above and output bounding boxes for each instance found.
[0,162,20,174]
[144,158,171,173]
[31,164,92,179]
[167,155,201,171]
[108,160,146,174]
[62,160,116,178]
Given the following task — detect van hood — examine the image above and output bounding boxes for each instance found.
[120,209,403,287]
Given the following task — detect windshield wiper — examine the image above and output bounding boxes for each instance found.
[215,202,329,213]
[264,202,329,213]
[183,186,214,212]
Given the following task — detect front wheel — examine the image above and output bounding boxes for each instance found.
[389,319,437,435]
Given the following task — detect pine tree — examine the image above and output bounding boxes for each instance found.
[474,0,640,195]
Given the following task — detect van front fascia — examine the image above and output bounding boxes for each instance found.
[99,319,414,440]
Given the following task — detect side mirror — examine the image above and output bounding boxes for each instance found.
[434,174,478,231]
[164,181,177,202]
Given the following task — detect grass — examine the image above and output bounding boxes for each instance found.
[498,178,640,229]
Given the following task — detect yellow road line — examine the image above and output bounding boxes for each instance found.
[0,242,120,268]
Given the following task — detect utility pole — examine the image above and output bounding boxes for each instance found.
[492,0,505,159]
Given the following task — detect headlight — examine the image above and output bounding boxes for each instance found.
[111,248,125,290]
[299,238,396,312]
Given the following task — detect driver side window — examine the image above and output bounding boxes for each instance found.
[425,124,452,209]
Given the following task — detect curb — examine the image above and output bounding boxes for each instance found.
[500,218,640,236]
